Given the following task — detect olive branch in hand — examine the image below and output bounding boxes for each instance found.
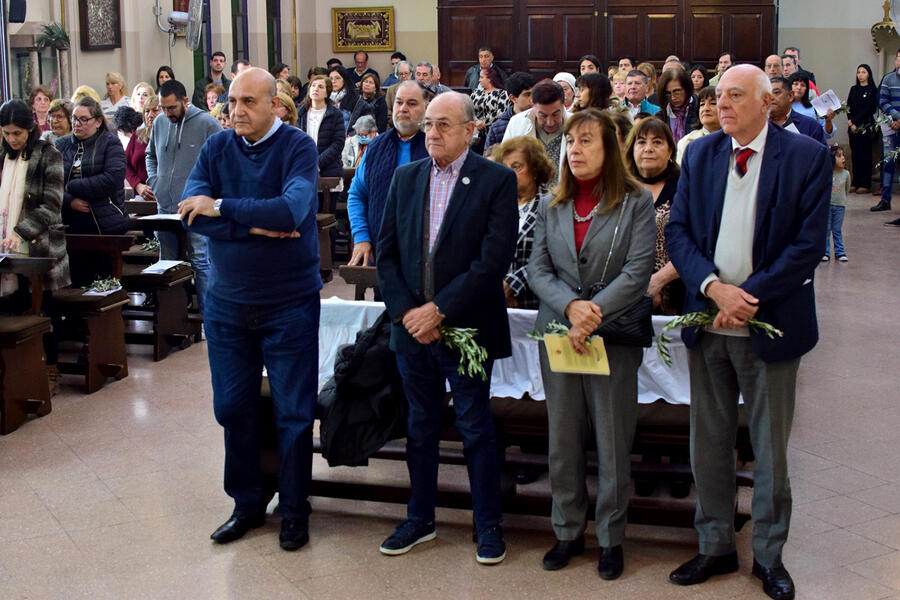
[439,326,489,381]
[655,309,783,367]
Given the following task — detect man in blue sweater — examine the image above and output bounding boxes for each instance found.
[874,49,900,212]
[347,80,429,266]
[178,68,321,552]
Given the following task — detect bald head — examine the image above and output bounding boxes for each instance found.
[228,67,280,143]
[764,54,783,78]
[424,91,476,167]
[716,65,772,145]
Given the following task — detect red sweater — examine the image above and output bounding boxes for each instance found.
[125,135,149,189]
[573,175,602,255]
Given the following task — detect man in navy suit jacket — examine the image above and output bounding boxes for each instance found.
[665,66,830,600]
[376,92,518,564]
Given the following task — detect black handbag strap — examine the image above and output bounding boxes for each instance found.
[597,193,629,287]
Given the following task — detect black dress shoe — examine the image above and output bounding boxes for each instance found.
[210,512,266,544]
[279,518,309,551]
[871,202,891,211]
[541,536,585,570]
[597,545,624,580]
[885,217,900,226]
[669,552,739,585]
[752,559,795,600]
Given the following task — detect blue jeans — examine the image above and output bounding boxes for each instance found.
[395,345,502,533]
[159,227,210,314]
[882,132,897,205]
[204,293,320,521]
[825,205,846,256]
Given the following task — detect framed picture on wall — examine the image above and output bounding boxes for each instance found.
[332,7,395,52]
[78,0,122,51]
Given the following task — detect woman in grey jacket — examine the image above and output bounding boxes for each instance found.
[527,109,656,580]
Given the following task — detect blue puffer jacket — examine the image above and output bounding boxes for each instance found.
[56,129,130,234]
[486,106,515,148]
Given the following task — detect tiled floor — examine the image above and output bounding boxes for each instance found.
[2,193,900,599]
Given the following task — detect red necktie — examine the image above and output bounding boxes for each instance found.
[734,147,755,178]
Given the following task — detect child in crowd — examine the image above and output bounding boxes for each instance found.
[824,145,850,262]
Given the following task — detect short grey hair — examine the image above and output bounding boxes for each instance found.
[353,115,377,133]
[416,62,433,75]
[395,60,411,74]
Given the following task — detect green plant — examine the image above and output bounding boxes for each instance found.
[35,22,70,51]
[439,326,489,381]
[655,309,783,367]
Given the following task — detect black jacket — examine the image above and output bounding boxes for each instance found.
[56,129,130,234]
[356,94,388,133]
[848,83,878,135]
[318,311,407,467]
[297,103,346,178]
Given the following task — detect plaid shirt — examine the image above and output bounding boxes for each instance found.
[427,150,468,252]
[504,188,548,310]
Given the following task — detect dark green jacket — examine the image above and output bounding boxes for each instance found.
[6,139,70,290]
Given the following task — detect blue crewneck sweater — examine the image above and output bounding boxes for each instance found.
[182,124,322,304]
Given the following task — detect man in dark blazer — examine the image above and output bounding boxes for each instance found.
[376,91,517,564]
[665,65,830,600]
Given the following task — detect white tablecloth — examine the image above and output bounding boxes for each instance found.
[318,297,691,404]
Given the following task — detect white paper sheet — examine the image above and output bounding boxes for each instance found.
[811,89,842,117]
[141,260,188,274]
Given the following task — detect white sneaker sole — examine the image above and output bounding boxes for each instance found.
[476,549,507,565]
[379,531,436,555]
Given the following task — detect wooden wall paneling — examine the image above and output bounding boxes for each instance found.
[606,13,641,67]
[687,10,727,64]
[645,11,679,62]
[438,3,516,86]
[523,3,599,79]
[731,12,764,64]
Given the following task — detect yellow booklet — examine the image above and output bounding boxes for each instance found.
[543,334,610,375]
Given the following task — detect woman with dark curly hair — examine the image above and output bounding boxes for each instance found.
[471,67,510,154]
[493,135,557,309]
[654,68,698,143]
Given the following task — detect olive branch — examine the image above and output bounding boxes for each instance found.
[655,309,783,367]
[439,326,489,381]
[82,276,121,293]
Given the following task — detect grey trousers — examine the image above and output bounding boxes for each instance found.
[688,333,799,567]
[540,343,642,547]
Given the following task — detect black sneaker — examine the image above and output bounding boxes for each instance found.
[379,519,436,555]
[871,202,891,211]
[476,525,507,565]
[885,217,900,226]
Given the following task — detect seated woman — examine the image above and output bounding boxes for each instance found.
[357,72,388,133]
[204,82,225,112]
[41,99,72,145]
[493,136,556,309]
[126,96,160,201]
[676,86,720,164]
[275,92,299,127]
[341,115,377,169]
[297,75,345,178]
[624,116,684,315]
[527,109,655,579]
[654,68,698,143]
[553,72,577,112]
[0,99,71,393]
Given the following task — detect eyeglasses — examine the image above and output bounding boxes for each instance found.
[668,88,685,96]
[422,119,470,133]
[72,116,97,125]
[49,114,67,122]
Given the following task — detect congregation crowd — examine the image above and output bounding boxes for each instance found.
[3,38,898,600]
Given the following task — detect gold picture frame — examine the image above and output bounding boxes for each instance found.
[332,7,395,52]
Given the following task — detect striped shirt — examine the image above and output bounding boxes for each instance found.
[879,70,900,122]
[427,149,468,252]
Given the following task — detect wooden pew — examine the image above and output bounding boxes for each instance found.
[121,262,201,361]
[318,177,343,283]
[338,265,377,301]
[0,316,52,434]
[56,234,134,393]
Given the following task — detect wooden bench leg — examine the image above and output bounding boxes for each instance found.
[153,285,196,361]
[0,336,50,435]
[84,309,128,393]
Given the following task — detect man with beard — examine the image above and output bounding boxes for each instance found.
[146,79,221,313]
[347,80,430,267]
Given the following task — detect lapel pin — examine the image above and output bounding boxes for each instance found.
[462,177,470,185]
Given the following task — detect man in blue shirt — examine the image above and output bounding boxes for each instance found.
[347,80,429,266]
[178,67,321,552]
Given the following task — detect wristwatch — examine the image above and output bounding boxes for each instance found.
[434,303,446,320]
[212,198,223,216]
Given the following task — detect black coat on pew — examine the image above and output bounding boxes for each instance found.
[318,310,407,467]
